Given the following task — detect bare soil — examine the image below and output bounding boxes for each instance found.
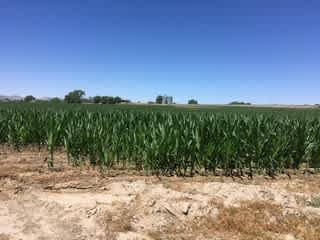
[0,147,320,240]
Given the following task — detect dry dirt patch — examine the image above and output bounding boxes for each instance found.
[1,149,320,240]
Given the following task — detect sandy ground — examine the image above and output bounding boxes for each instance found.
[1,148,320,240]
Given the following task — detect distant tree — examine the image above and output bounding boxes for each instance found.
[108,96,114,104]
[101,96,111,104]
[100,96,107,104]
[50,97,62,103]
[229,101,251,105]
[108,97,115,104]
[93,96,102,104]
[64,90,85,104]
[24,95,36,102]
[156,95,163,104]
[87,95,128,104]
[188,99,198,105]
[114,96,122,104]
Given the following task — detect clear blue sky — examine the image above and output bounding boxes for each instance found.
[1,0,320,104]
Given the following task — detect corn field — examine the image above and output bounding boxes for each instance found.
[1,103,320,177]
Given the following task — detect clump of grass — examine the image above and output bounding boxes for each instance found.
[307,196,320,208]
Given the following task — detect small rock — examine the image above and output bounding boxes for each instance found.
[182,203,192,216]
[87,207,97,218]
[155,208,162,213]
[284,234,296,240]
[148,200,156,207]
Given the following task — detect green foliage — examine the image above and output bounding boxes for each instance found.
[229,101,251,105]
[93,96,102,104]
[24,95,36,102]
[188,99,198,104]
[307,197,320,208]
[94,96,124,104]
[1,102,320,176]
[156,95,163,104]
[64,90,85,104]
[50,97,62,103]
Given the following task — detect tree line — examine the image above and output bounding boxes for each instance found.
[64,90,131,104]
[2,90,130,105]
[10,91,197,105]
[0,92,260,106]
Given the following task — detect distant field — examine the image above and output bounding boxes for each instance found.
[0,102,320,115]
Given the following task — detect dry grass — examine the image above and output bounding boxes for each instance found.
[100,203,135,240]
[284,176,320,194]
[193,201,320,240]
[0,234,10,240]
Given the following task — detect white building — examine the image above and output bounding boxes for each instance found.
[162,95,173,104]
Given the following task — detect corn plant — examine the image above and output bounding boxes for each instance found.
[1,103,320,176]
